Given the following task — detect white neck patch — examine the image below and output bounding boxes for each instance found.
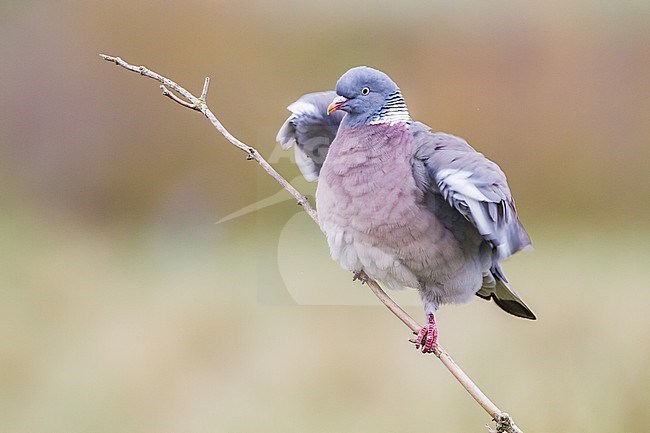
[368,90,411,126]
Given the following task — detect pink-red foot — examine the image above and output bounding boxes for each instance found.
[352,270,369,284]
[411,313,438,353]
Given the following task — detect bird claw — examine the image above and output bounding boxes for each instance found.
[410,313,438,353]
[352,270,369,284]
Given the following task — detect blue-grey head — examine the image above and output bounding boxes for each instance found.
[327,66,411,127]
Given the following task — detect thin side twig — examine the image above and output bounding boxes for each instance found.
[200,77,210,101]
[99,53,524,433]
[161,84,196,109]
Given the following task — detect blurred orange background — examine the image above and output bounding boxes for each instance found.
[1,1,649,431]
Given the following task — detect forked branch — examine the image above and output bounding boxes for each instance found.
[99,53,524,433]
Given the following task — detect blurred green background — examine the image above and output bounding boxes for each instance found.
[1,1,649,431]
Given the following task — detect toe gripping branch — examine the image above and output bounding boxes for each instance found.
[411,313,438,353]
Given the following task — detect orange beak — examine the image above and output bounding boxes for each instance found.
[327,95,348,115]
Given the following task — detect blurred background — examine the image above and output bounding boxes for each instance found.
[1,0,649,431]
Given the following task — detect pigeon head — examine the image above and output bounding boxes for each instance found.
[328,66,410,127]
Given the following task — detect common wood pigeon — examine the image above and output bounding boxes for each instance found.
[277,66,535,353]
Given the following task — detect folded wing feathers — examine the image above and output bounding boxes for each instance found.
[414,130,531,260]
[436,169,530,260]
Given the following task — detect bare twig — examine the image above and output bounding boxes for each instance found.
[99,54,317,222]
[100,53,524,433]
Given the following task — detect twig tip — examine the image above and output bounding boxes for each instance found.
[200,77,211,100]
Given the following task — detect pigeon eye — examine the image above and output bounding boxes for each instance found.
[361,87,370,96]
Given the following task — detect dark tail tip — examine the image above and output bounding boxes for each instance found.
[492,297,537,320]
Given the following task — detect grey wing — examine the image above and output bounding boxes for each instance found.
[411,123,532,262]
[412,124,536,320]
[276,91,344,181]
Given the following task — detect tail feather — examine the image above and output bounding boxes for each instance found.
[477,265,536,320]
[493,278,536,320]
